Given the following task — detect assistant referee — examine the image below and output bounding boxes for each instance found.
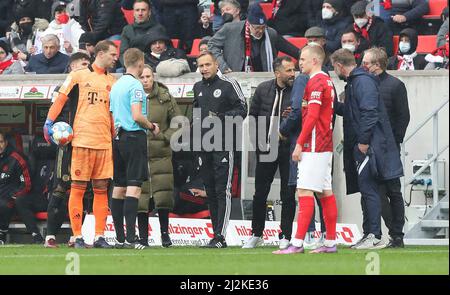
[109,48,160,249]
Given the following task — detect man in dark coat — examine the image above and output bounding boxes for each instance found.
[24,34,69,73]
[120,0,167,66]
[267,0,309,37]
[243,56,296,250]
[320,0,352,53]
[208,2,299,73]
[331,48,403,250]
[388,27,427,70]
[347,1,394,56]
[383,0,429,35]
[363,47,410,248]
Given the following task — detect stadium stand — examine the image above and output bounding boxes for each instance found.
[121,7,134,25]
[423,0,448,19]
[188,38,202,58]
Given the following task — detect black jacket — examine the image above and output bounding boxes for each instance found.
[322,15,352,54]
[267,0,309,37]
[335,67,403,194]
[79,0,127,42]
[249,79,292,152]
[0,0,14,36]
[348,17,394,56]
[13,0,53,21]
[24,52,70,74]
[144,47,188,71]
[387,28,427,70]
[192,74,248,151]
[0,144,32,200]
[391,0,429,22]
[378,71,410,145]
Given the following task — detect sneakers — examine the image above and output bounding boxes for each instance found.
[303,232,317,250]
[201,236,227,248]
[44,238,58,248]
[74,237,87,249]
[349,235,367,249]
[32,233,44,244]
[278,237,290,250]
[122,241,146,250]
[309,245,337,254]
[353,233,387,250]
[161,232,172,248]
[67,237,75,248]
[0,231,7,245]
[386,236,404,248]
[242,235,264,249]
[272,245,304,255]
[93,236,113,249]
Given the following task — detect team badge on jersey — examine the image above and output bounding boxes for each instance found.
[135,90,143,101]
[213,89,222,98]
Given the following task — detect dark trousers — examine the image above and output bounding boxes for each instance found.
[0,197,16,232]
[199,151,234,238]
[362,177,405,238]
[355,150,382,237]
[161,3,198,51]
[46,185,69,236]
[15,193,48,234]
[252,144,296,239]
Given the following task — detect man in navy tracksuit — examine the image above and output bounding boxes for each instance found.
[331,48,403,250]
[193,52,247,248]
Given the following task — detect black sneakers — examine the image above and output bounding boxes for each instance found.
[387,236,404,248]
[0,231,6,245]
[93,236,113,249]
[201,235,227,248]
[161,232,172,248]
[32,233,44,244]
[74,237,87,249]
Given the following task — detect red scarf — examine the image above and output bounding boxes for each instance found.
[353,17,373,42]
[244,21,253,72]
[381,0,392,10]
[0,59,13,74]
[271,0,282,20]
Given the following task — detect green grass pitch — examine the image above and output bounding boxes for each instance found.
[0,245,448,275]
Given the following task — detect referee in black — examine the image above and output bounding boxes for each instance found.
[110,48,159,249]
[193,52,247,248]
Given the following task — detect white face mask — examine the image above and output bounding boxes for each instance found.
[322,8,334,20]
[354,18,368,28]
[342,43,356,53]
[399,41,411,54]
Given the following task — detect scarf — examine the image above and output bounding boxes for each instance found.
[271,0,282,20]
[267,86,285,149]
[381,0,392,10]
[0,54,14,74]
[244,21,274,72]
[397,52,417,70]
[353,17,373,42]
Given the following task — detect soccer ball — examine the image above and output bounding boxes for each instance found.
[51,122,74,146]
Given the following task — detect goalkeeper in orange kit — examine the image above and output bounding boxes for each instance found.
[43,40,118,248]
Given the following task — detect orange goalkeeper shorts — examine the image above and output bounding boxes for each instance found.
[71,146,113,181]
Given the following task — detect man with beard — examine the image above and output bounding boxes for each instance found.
[243,56,296,250]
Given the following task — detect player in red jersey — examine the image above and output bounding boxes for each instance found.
[274,44,338,254]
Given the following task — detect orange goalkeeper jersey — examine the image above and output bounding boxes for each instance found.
[58,64,116,149]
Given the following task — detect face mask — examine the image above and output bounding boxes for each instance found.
[222,13,234,23]
[56,13,69,24]
[322,8,334,20]
[399,41,411,54]
[342,43,356,53]
[19,22,33,35]
[354,18,368,28]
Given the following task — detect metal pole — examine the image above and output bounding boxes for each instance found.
[433,113,439,206]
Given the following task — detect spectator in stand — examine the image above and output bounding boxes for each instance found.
[196,6,214,38]
[120,0,167,66]
[382,0,429,35]
[199,37,210,55]
[208,2,299,73]
[0,0,14,38]
[320,0,352,53]
[24,34,69,73]
[13,0,54,22]
[304,26,333,71]
[143,31,189,72]
[204,0,241,36]
[7,9,49,62]
[0,40,24,74]
[37,4,85,56]
[388,28,426,70]
[79,0,127,42]
[348,1,394,56]
[267,0,309,37]
[425,34,449,70]
[341,29,366,66]
[437,7,449,48]
[159,0,199,51]
[0,130,32,245]
[212,0,248,32]
[78,32,97,61]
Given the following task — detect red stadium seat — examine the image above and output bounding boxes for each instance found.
[417,35,438,54]
[35,212,48,221]
[121,7,134,24]
[260,3,273,19]
[188,38,202,57]
[277,37,306,64]
[393,35,400,54]
[423,0,447,19]
[171,39,180,48]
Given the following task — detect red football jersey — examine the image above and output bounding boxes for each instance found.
[298,71,334,153]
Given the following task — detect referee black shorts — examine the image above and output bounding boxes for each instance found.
[113,130,149,187]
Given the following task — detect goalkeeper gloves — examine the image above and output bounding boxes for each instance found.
[43,119,55,144]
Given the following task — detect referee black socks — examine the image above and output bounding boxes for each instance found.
[111,198,125,243]
[124,197,139,243]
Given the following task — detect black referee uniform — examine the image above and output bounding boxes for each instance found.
[193,74,247,247]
